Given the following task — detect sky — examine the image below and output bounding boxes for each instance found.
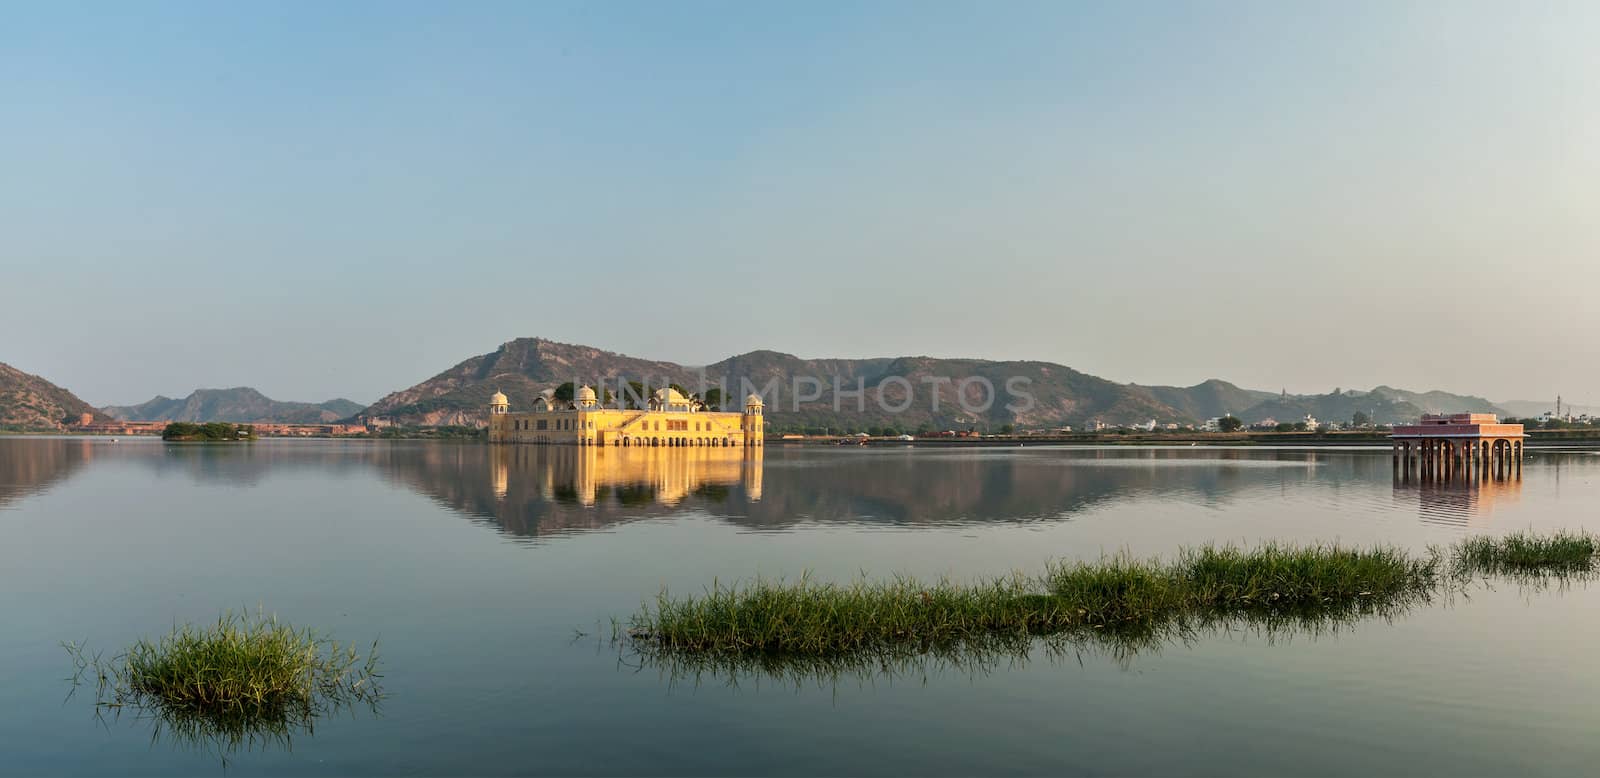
[4,1,1598,407]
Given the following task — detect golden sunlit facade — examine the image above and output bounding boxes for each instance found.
[487,386,764,447]
[491,444,764,505]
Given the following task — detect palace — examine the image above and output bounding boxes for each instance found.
[487,386,764,447]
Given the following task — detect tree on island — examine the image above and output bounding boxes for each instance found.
[1217,416,1244,433]
[162,422,255,441]
[622,381,652,409]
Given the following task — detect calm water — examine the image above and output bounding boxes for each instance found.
[5,437,1600,776]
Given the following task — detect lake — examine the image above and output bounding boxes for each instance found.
[4,437,1600,776]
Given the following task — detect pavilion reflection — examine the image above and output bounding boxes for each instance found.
[1394,462,1521,527]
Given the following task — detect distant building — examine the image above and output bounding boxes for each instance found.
[1303,415,1319,431]
[1086,419,1107,432]
[1202,417,1222,432]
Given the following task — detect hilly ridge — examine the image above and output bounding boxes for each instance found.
[0,362,107,431]
[104,388,365,424]
[360,337,1505,431]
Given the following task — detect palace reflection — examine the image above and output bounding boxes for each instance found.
[375,444,768,539]
[490,445,763,506]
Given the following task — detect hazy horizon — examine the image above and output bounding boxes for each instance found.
[6,2,1598,407]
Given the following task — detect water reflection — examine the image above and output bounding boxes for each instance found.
[1394,466,1523,527]
[10,439,1600,541]
[490,444,763,506]
[394,446,1387,539]
[0,437,98,509]
[627,613,1409,690]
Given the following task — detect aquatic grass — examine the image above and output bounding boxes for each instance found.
[1454,530,1598,576]
[626,542,1443,657]
[65,609,382,763]
[624,533,1593,661]
[638,574,1041,655]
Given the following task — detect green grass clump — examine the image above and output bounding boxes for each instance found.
[1455,530,1598,575]
[65,610,381,761]
[1174,543,1437,612]
[626,540,1443,658]
[627,532,1600,663]
[639,574,1044,655]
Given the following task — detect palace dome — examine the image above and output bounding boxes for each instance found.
[576,386,597,402]
[490,391,508,405]
[745,393,764,406]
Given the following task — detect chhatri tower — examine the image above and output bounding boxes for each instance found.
[488,386,764,447]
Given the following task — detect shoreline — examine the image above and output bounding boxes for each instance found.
[9,430,1600,450]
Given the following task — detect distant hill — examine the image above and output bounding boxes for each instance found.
[1497,399,1600,419]
[0,362,107,431]
[1366,386,1507,416]
[363,339,701,427]
[1137,379,1277,421]
[1227,387,1505,427]
[104,388,365,424]
[358,336,1531,432]
[363,338,1209,430]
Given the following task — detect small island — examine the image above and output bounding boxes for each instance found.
[161,422,257,442]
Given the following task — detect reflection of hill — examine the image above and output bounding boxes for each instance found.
[1,439,395,492]
[123,440,385,487]
[4,439,1493,544]
[0,438,98,508]
[378,445,1385,542]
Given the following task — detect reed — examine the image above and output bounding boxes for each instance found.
[1454,530,1598,575]
[625,540,1443,657]
[626,532,1598,659]
[64,609,381,762]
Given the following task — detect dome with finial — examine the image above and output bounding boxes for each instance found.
[576,385,597,402]
[653,387,692,404]
[490,390,508,405]
[745,393,764,406]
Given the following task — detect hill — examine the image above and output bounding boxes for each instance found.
[1495,399,1600,419]
[103,388,366,424]
[1227,387,1505,427]
[363,339,701,426]
[1137,379,1276,421]
[1366,386,1507,416]
[0,362,107,431]
[360,337,1524,432]
[365,338,1246,431]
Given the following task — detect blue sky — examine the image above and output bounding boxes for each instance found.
[4,1,1598,406]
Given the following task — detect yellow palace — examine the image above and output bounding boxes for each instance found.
[487,386,765,447]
